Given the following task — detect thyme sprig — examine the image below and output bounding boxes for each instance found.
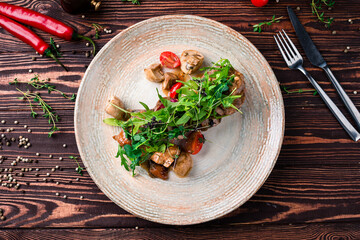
[10,75,77,137]
[104,59,244,174]
[282,86,318,95]
[253,15,283,33]
[9,75,76,101]
[91,23,104,39]
[16,88,60,137]
[69,156,84,175]
[121,0,140,5]
[311,0,335,27]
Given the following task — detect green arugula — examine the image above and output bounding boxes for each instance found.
[104,59,244,175]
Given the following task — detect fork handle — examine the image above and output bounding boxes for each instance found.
[322,66,360,130]
[298,66,360,142]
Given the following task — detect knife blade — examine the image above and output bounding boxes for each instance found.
[287,6,360,131]
[287,6,326,68]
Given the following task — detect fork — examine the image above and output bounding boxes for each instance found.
[274,30,360,142]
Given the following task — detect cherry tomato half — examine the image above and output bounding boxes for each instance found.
[169,82,183,99]
[251,0,268,7]
[160,51,181,68]
[185,131,205,155]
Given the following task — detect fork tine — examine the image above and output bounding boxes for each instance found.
[281,29,302,58]
[279,30,295,59]
[274,34,292,64]
[273,35,289,65]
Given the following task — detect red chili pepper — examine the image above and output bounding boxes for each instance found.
[0,14,67,71]
[0,3,96,55]
[169,82,183,99]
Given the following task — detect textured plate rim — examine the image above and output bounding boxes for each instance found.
[74,14,285,225]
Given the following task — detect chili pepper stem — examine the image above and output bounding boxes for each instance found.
[76,34,96,56]
[45,50,68,71]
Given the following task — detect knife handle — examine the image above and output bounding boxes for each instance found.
[322,66,360,130]
[298,66,360,142]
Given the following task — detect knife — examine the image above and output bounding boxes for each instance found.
[287,6,360,130]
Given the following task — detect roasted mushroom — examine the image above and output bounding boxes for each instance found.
[113,128,131,147]
[150,146,181,168]
[172,152,193,177]
[200,117,221,130]
[162,72,178,91]
[223,70,245,115]
[105,96,128,120]
[149,161,169,180]
[180,50,204,74]
[144,63,165,83]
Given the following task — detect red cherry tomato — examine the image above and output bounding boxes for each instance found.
[251,0,268,7]
[160,51,181,68]
[169,82,183,99]
[185,131,205,155]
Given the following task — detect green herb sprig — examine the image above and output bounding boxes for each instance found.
[69,156,84,175]
[10,75,76,101]
[253,15,283,33]
[16,88,60,137]
[104,59,244,175]
[282,86,318,95]
[10,75,77,137]
[311,0,335,27]
[91,23,104,39]
[122,0,140,5]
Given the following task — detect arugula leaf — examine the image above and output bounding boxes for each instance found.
[139,101,150,111]
[103,118,124,126]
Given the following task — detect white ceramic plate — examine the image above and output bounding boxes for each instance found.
[75,15,284,225]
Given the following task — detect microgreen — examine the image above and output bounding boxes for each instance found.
[253,15,283,33]
[104,58,244,174]
[69,156,84,175]
[311,0,335,27]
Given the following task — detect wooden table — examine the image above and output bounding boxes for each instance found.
[1,0,360,239]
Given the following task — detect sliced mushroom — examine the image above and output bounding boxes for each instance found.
[149,161,169,180]
[180,50,204,74]
[144,63,165,83]
[105,96,128,120]
[172,152,193,178]
[215,106,225,116]
[162,72,178,91]
[150,146,181,168]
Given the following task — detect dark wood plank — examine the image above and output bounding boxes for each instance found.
[1,223,360,240]
[0,0,360,233]
[0,166,359,227]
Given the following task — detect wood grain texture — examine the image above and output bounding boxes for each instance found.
[0,0,359,237]
[1,223,360,240]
